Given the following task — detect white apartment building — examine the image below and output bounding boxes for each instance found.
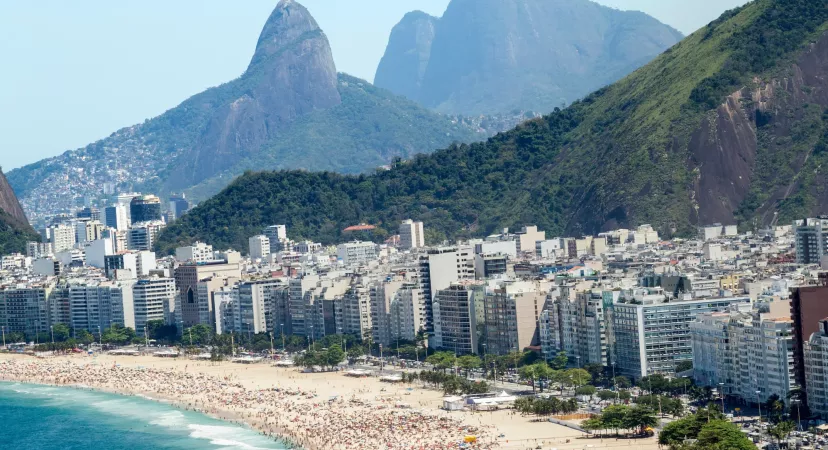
[342,283,373,338]
[248,235,271,260]
[370,279,404,346]
[46,224,76,254]
[337,241,378,266]
[805,319,828,418]
[132,277,176,334]
[390,285,426,343]
[175,242,214,263]
[105,204,130,231]
[399,220,425,250]
[691,303,795,405]
[613,291,751,377]
[794,218,828,264]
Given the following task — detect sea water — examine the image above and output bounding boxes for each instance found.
[0,382,291,450]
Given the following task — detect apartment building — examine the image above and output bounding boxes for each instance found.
[433,282,484,355]
[175,260,242,329]
[175,242,214,263]
[337,241,378,266]
[248,235,271,260]
[399,220,425,250]
[485,280,547,355]
[613,291,751,378]
[691,303,795,404]
[132,277,176,335]
[805,319,828,418]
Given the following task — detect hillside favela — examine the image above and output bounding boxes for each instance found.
[3,0,828,449]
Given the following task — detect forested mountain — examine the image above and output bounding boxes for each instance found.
[0,170,39,254]
[156,0,828,254]
[374,0,683,115]
[7,0,481,221]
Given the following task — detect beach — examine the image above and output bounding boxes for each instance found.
[0,353,660,450]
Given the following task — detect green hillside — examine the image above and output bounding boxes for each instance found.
[0,210,40,255]
[157,0,828,253]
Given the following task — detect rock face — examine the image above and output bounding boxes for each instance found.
[375,0,683,115]
[374,11,438,104]
[689,30,828,226]
[0,169,29,226]
[174,0,341,188]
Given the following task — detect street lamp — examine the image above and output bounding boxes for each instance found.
[719,383,726,414]
[756,390,762,424]
[50,325,54,344]
[280,323,285,351]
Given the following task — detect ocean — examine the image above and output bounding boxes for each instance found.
[0,382,291,450]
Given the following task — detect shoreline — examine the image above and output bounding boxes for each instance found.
[0,354,497,450]
[0,375,303,449]
[0,353,661,449]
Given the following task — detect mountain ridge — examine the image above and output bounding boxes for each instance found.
[6,1,482,222]
[156,0,828,254]
[374,0,684,115]
[0,169,39,255]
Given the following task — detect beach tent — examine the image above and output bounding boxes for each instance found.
[443,396,465,411]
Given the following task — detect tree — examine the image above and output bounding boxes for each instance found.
[426,351,456,373]
[613,376,631,389]
[597,390,618,402]
[638,374,670,395]
[768,421,795,446]
[550,351,568,370]
[659,406,725,449]
[764,394,786,423]
[325,344,345,369]
[533,362,552,393]
[566,368,591,389]
[694,420,755,450]
[184,324,213,347]
[622,405,658,435]
[518,365,538,392]
[457,355,482,377]
[599,405,630,435]
[51,324,70,342]
[575,385,597,397]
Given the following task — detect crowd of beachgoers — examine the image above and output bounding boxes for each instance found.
[0,358,495,450]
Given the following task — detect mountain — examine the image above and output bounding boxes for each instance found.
[156,0,828,254]
[0,169,39,255]
[374,0,684,115]
[7,0,481,223]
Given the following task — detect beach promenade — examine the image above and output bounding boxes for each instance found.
[0,353,659,450]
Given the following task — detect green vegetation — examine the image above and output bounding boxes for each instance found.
[581,404,658,437]
[158,0,828,252]
[412,371,489,395]
[514,396,579,418]
[659,405,755,450]
[0,210,39,255]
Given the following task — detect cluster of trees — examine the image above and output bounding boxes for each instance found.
[518,362,592,394]
[581,405,659,436]
[659,405,756,450]
[410,371,489,395]
[514,396,579,417]
[0,209,41,255]
[633,394,684,417]
[294,344,346,370]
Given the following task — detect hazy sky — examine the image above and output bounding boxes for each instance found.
[0,0,748,171]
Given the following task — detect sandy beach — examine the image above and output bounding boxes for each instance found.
[0,353,659,450]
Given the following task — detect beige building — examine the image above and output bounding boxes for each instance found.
[484,280,548,355]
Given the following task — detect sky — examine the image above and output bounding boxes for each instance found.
[0,0,748,171]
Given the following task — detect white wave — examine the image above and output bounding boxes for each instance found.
[188,424,273,449]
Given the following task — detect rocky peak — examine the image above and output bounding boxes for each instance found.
[374,11,438,103]
[0,169,30,226]
[248,0,324,72]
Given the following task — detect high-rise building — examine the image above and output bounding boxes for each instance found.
[691,303,795,405]
[263,225,287,253]
[399,220,425,250]
[76,207,101,221]
[337,241,378,266]
[418,246,475,334]
[104,205,130,231]
[130,195,162,224]
[805,318,828,418]
[342,283,372,339]
[45,224,76,253]
[794,218,828,264]
[174,260,241,329]
[514,226,546,253]
[540,286,618,367]
[0,286,52,338]
[127,222,164,251]
[613,292,751,378]
[249,235,271,260]
[175,242,214,263]
[390,284,426,344]
[168,194,190,221]
[484,280,548,355]
[791,284,828,388]
[433,283,484,355]
[132,277,176,334]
